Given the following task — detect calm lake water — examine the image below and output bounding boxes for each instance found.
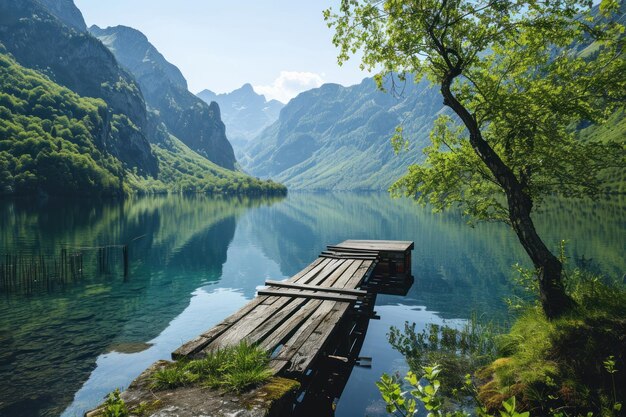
[0,192,624,417]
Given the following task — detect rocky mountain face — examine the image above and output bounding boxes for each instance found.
[0,0,158,175]
[197,84,283,155]
[0,0,286,197]
[36,0,87,32]
[244,76,445,190]
[90,25,237,170]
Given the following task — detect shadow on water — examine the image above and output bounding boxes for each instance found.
[0,194,283,417]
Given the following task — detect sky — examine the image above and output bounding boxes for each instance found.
[74,0,370,103]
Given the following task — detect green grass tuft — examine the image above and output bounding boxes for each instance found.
[149,341,273,393]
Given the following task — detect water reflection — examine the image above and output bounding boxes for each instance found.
[245,192,625,319]
[0,195,282,417]
[0,192,623,417]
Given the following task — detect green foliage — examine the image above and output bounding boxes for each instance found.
[130,132,287,196]
[150,341,273,393]
[0,50,286,198]
[377,364,528,417]
[479,272,626,415]
[577,108,626,194]
[327,0,626,223]
[499,397,530,417]
[0,50,125,196]
[102,389,128,417]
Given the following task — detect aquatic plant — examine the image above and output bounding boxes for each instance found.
[387,314,500,393]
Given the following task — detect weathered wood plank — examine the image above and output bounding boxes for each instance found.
[172,335,211,359]
[172,259,327,358]
[320,253,378,260]
[264,280,368,296]
[196,260,350,353]
[287,301,351,373]
[294,258,342,285]
[204,302,281,350]
[287,257,329,283]
[322,250,378,257]
[325,246,379,254]
[332,240,414,251]
[306,259,352,287]
[244,297,310,346]
[310,259,359,289]
[289,258,336,285]
[257,289,360,303]
[204,296,268,332]
[172,297,268,358]
[252,261,362,352]
[274,300,340,364]
[332,260,366,289]
[258,299,324,352]
[268,359,290,375]
[341,260,375,290]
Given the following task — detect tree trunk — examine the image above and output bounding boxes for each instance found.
[440,73,574,319]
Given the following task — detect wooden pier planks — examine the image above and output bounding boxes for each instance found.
[172,240,412,378]
[330,239,414,252]
[263,280,367,296]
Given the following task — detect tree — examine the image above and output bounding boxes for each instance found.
[326,0,625,318]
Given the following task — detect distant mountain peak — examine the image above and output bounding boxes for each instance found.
[198,88,217,97]
[196,84,285,155]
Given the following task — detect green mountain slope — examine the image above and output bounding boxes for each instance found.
[0,0,158,176]
[0,48,285,197]
[0,49,124,196]
[131,118,285,195]
[246,0,625,192]
[244,76,445,190]
[0,0,285,197]
[90,25,237,170]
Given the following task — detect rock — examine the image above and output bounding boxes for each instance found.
[86,360,301,417]
[0,0,158,176]
[90,25,237,171]
[36,0,87,32]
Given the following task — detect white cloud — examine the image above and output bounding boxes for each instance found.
[254,71,324,103]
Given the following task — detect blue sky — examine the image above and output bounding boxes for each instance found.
[74,0,369,102]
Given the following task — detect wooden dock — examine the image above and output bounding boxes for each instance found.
[172,240,414,379]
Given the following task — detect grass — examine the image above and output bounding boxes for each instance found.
[477,270,626,416]
[385,267,626,416]
[149,341,273,393]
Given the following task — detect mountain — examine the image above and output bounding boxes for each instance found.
[197,84,283,155]
[37,0,87,32]
[244,76,445,190]
[0,0,158,176]
[0,48,125,196]
[0,0,285,197]
[244,0,625,192]
[90,25,237,170]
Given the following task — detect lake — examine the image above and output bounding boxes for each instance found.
[0,192,623,417]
